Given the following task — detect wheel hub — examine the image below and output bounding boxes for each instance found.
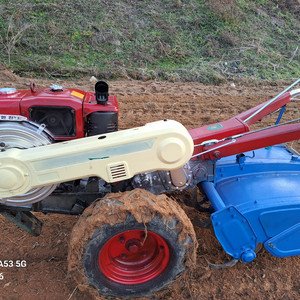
[125,238,141,253]
[99,230,170,285]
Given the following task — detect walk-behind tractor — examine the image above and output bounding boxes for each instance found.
[0,79,299,298]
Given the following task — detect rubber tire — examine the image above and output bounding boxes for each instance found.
[85,215,186,297]
[68,189,197,299]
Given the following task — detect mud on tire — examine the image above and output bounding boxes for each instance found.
[68,189,197,298]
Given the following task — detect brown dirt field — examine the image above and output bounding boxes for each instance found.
[0,65,299,300]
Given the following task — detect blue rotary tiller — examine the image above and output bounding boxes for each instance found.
[205,145,300,262]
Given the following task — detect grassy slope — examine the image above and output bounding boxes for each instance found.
[0,0,299,83]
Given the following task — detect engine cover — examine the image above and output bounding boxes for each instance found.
[0,82,119,141]
[0,120,194,199]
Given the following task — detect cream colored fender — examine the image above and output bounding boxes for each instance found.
[0,120,193,198]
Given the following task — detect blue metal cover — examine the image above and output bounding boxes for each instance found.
[212,145,300,258]
[211,206,257,262]
[264,222,300,257]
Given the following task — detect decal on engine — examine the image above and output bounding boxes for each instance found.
[71,91,85,99]
[0,115,27,121]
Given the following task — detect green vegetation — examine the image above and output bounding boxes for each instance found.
[0,0,299,83]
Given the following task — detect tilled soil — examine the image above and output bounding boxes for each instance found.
[0,66,299,300]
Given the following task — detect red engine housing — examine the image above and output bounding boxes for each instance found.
[0,82,119,141]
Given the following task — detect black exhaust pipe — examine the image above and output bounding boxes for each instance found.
[95,81,109,105]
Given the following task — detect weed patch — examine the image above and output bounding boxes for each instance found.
[0,0,299,83]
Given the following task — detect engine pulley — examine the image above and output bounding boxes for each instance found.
[0,121,57,206]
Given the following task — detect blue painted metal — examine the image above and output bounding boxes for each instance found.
[210,205,257,262]
[264,222,300,257]
[201,144,300,261]
[275,105,286,125]
[201,182,225,211]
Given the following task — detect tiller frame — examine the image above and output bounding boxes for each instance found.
[189,79,300,262]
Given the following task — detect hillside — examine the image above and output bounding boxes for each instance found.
[0,0,299,83]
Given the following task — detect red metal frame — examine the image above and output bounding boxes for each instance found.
[189,118,250,151]
[190,92,300,160]
[234,92,291,125]
[201,123,300,160]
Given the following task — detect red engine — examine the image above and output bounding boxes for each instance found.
[0,81,119,140]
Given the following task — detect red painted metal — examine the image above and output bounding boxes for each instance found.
[0,86,119,141]
[83,93,119,117]
[189,92,295,159]
[201,123,300,160]
[0,90,25,115]
[99,230,170,285]
[235,92,291,125]
[21,88,85,139]
[189,118,250,157]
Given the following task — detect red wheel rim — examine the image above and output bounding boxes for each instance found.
[99,230,170,285]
